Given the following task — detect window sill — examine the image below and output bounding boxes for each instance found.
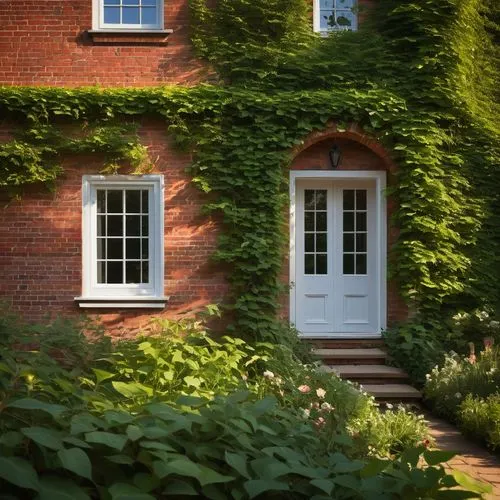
[87,29,173,45]
[75,296,169,309]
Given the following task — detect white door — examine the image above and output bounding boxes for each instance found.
[294,179,381,337]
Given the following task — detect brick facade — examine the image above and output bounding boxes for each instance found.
[0,0,408,333]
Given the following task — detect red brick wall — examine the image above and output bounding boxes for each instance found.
[0,120,229,336]
[280,127,408,327]
[0,0,205,87]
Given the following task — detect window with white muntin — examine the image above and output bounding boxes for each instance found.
[78,175,166,308]
[93,0,164,30]
[314,0,358,34]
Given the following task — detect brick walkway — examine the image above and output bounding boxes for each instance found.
[425,413,500,498]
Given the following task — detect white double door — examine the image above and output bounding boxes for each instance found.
[294,179,382,337]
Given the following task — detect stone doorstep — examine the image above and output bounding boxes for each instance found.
[313,348,387,359]
[361,384,422,399]
[324,364,408,379]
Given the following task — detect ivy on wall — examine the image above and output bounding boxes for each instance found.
[0,0,498,340]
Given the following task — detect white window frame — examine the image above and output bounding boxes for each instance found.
[77,175,166,308]
[313,0,358,34]
[92,0,164,31]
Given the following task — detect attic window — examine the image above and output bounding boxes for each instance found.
[314,0,358,34]
[94,0,164,30]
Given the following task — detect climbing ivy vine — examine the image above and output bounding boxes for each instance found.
[0,0,498,340]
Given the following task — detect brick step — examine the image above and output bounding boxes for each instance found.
[363,384,422,401]
[306,339,385,349]
[313,348,387,365]
[322,364,408,384]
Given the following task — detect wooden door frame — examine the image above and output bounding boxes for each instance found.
[289,170,387,338]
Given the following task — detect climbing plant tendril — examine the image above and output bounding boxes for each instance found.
[0,0,498,340]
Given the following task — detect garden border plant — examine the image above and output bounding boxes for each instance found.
[0,0,498,342]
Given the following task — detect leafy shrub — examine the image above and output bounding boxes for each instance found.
[449,309,500,354]
[383,321,446,386]
[424,347,500,421]
[458,394,500,450]
[0,393,491,499]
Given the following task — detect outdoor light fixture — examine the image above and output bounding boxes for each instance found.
[329,144,342,169]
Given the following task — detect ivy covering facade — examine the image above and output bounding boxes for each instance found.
[0,0,498,340]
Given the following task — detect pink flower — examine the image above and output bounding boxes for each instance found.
[298,384,311,393]
[316,388,326,399]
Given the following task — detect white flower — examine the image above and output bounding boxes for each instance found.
[320,402,333,411]
[386,403,393,409]
[489,320,499,328]
[316,388,327,399]
[302,408,310,418]
[263,370,275,379]
[455,392,462,399]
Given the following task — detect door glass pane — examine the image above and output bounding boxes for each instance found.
[305,212,315,231]
[356,254,367,275]
[97,190,106,213]
[97,215,106,237]
[315,191,327,210]
[356,212,367,231]
[343,254,355,275]
[343,233,354,252]
[356,190,367,210]
[316,254,327,275]
[126,238,141,259]
[356,233,367,252]
[316,212,327,232]
[142,261,149,284]
[303,189,328,275]
[316,233,327,252]
[107,262,123,284]
[97,261,106,284]
[104,7,120,23]
[343,189,368,275]
[305,234,315,252]
[305,190,315,210]
[142,7,157,24]
[343,190,355,210]
[305,254,315,275]
[126,216,141,236]
[343,212,354,232]
[122,7,140,23]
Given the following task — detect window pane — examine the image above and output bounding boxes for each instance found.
[141,190,149,213]
[305,212,314,231]
[104,6,120,23]
[123,0,139,4]
[356,212,367,231]
[141,238,149,259]
[336,10,355,28]
[305,254,315,274]
[126,261,141,284]
[126,238,141,259]
[97,215,106,237]
[356,190,367,210]
[356,254,367,275]
[305,233,315,252]
[142,261,149,284]
[143,0,157,5]
[142,7,157,24]
[97,190,106,213]
[107,238,123,259]
[97,261,106,284]
[343,212,354,232]
[316,212,327,232]
[316,233,327,252]
[343,190,355,210]
[126,190,141,213]
[107,262,123,284]
[142,215,149,237]
[122,7,140,24]
[304,190,315,211]
[107,190,123,213]
[356,233,367,252]
[338,0,355,7]
[320,11,335,31]
[316,254,327,275]
[104,0,120,4]
[97,238,106,259]
[316,190,327,210]
[343,233,354,252]
[343,254,355,275]
[126,215,141,236]
[107,216,123,236]
[320,0,334,9]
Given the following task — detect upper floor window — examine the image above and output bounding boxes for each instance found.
[94,0,164,30]
[313,0,357,34]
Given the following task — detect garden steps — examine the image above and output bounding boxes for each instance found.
[309,341,422,402]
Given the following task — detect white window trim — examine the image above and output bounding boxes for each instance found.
[92,0,164,31]
[76,175,167,309]
[313,0,358,34]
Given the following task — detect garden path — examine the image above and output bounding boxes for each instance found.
[425,413,500,499]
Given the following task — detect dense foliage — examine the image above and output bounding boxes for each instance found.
[424,346,500,450]
[0,313,491,498]
[0,0,499,338]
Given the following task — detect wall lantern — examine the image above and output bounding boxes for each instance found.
[329,144,342,169]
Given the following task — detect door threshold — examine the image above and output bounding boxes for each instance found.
[300,333,382,340]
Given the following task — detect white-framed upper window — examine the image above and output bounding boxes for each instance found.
[93,0,164,30]
[313,0,358,34]
[79,175,165,306]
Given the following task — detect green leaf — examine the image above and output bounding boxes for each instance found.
[126,425,144,441]
[7,398,67,418]
[57,447,93,481]
[85,431,127,451]
[162,480,199,496]
[310,479,334,495]
[423,450,456,466]
[360,458,390,478]
[0,431,24,448]
[153,459,201,480]
[92,368,115,384]
[183,376,202,388]
[139,440,176,452]
[451,470,492,494]
[244,480,290,499]
[0,457,39,491]
[106,455,135,465]
[63,436,92,449]
[225,451,250,479]
[38,476,90,500]
[109,483,156,500]
[198,466,235,487]
[112,381,153,398]
[21,426,64,450]
[250,457,291,479]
